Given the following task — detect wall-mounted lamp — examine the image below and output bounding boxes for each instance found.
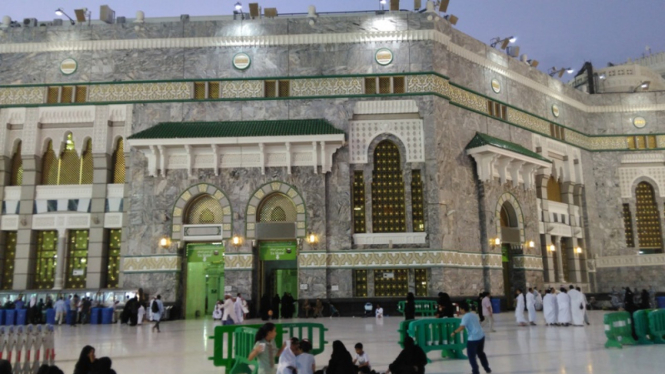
[575,247,582,254]
[549,244,556,252]
[307,233,318,245]
[232,236,242,247]
[159,237,171,248]
[528,241,535,248]
[633,80,650,92]
[489,237,501,250]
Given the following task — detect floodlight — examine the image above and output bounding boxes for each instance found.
[55,8,75,25]
[490,36,516,50]
[55,8,63,16]
[390,0,400,11]
[235,2,243,12]
[633,81,650,92]
[444,14,458,25]
[249,3,259,19]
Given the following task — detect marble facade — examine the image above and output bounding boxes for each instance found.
[2,6,665,312]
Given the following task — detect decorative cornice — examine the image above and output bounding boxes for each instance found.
[512,255,545,270]
[354,99,420,115]
[298,250,503,269]
[1,28,662,114]
[224,253,254,270]
[595,254,665,268]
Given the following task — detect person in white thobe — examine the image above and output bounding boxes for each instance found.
[222,295,238,325]
[578,287,590,325]
[234,296,245,324]
[543,289,558,325]
[137,304,145,325]
[514,289,528,326]
[276,338,299,374]
[556,288,572,325]
[526,288,537,325]
[567,286,586,326]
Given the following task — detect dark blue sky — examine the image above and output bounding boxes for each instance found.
[5,1,664,79]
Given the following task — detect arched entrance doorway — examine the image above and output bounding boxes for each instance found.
[183,193,225,319]
[499,201,520,305]
[256,192,299,317]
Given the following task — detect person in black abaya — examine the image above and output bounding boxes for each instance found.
[260,294,271,321]
[624,287,635,312]
[436,292,454,318]
[640,289,651,309]
[315,340,356,374]
[386,336,428,374]
[280,292,289,319]
[405,292,416,320]
[129,297,139,326]
[272,294,281,319]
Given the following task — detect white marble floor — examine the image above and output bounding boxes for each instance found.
[43,310,664,374]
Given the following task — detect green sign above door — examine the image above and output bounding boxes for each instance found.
[187,244,225,263]
[259,241,297,261]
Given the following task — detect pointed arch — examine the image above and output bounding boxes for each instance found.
[41,140,58,185]
[372,139,406,233]
[495,193,525,244]
[10,140,23,186]
[58,133,80,185]
[112,138,126,184]
[546,175,563,203]
[245,181,307,239]
[171,183,233,241]
[634,181,662,252]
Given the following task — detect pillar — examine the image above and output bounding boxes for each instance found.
[118,146,131,288]
[0,155,8,284]
[88,153,112,289]
[554,236,565,283]
[536,174,556,283]
[53,229,67,289]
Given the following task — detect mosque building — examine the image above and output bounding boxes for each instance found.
[1,1,663,316]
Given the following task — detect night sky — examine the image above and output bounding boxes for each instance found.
[4,0,664,80]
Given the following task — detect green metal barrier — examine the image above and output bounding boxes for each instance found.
[604,312,636,349]
[229,327,259,374]
[397,319,415,348]
[648,309,665,344]
[634,309,655,345]
[209,322,329,371]
[397,300,438,316]
[407,318,468,362]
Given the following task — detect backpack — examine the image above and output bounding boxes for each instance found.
[152,300,159,313]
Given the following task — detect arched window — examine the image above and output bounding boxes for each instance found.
[58,134,80,185]
[10,141,22,186]
[500,203,517,228]
[546,176,563,203]
[635,182,662,252]
[112,138,126,184]
[258,193,297,222]
[186,194,223,224]
[371,140,405,232]
[41,141,58,185]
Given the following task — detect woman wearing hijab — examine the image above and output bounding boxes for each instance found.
[260,294,272,321]
[640,289,651,309]
[73,346,95,374]
[93,357,117,374]
[436,292,454,318]
[272,294,281,319]
[322,341,355,374]
[405,292,416,320]
[385,336,427,374]
[624,287,635,313]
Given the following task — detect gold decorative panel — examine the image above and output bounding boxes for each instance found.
[354,269,368,297]
[74,86,87,103]
[623,204,634,248]
[87,82,190,102]
[41,141,58,185]
[105,229,122,288]
[298,250,504,269]
[547,176,563,203]
[122,256,181,273]
[112,139,126,184]
[221,80,263,98]
[374,268,408,297]
[635,182,662,252]
[353,171,366,233]
[2,232,17,290]
[259,193,297,222]
[0,86,44,105]
[372,141,406,233]
[291,78,362,96]
[60,86,73,104]
[65,230,89,289]
[411,170,425,232]
[34,231,57,289]
[58,134,80,185]
[186,194,223,224]
[415,268,428,297]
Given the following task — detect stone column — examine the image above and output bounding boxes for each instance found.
[363,164,373,234]
[569,237,582,283]
[87,153,112,289]
[536,174,555,283]
[118,148,131,287]
[542,234,556,284]
[0,155,8,283]
[554,236,564,283]
[367,269,375,297]
[14,108,39,289]
[53,229,67,290]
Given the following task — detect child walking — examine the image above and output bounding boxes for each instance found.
[451,301,492,374]
[248,323,287,374]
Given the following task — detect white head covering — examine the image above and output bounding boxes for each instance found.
[30,296,37,307]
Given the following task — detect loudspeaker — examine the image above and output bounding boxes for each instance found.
[390,0,400,11]
[249,3,260,19]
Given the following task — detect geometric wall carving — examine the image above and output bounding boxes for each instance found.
[298,250,502,269]
[171,183,233,241]
[349,119,425,164]
[122,256,181,273]
[245,181,307,239]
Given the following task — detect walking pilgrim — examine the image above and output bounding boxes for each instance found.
[543,288,558,326]
[526,288,537,325]
[514,289,528,326]
[567,285,586,326]
[556,287,572,326]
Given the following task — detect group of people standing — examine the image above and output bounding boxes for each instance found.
[2,295,55,324]
[260,293,297,320]
[212,293,249,325]
[517,285,590,327]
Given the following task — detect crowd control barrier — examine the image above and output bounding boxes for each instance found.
[0,324,56,374]
[209,322,328,371]
[648,309,665,344]
[396,300,438,317]
[228,327,259,374]
[633,309,655,345]
[397,319,414,348]
[407,318,468,361]
[604,311,636,349]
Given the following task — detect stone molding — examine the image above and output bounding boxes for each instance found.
[35,185,93,200]
[106,184,125,199]
[349,119,425,164]
[620,153,665,164]
[122,255,181,273]
[3,186,21,201]
[298,250,503,269]
[32,213,91,230]
[594,253,665,268]
[352,233,427,245]
[171,183,233,241]
[353,100,420,115]
[0,215,19,231]
[0,29,661,114]
[103,213,123,229]
[467,146,549,189]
